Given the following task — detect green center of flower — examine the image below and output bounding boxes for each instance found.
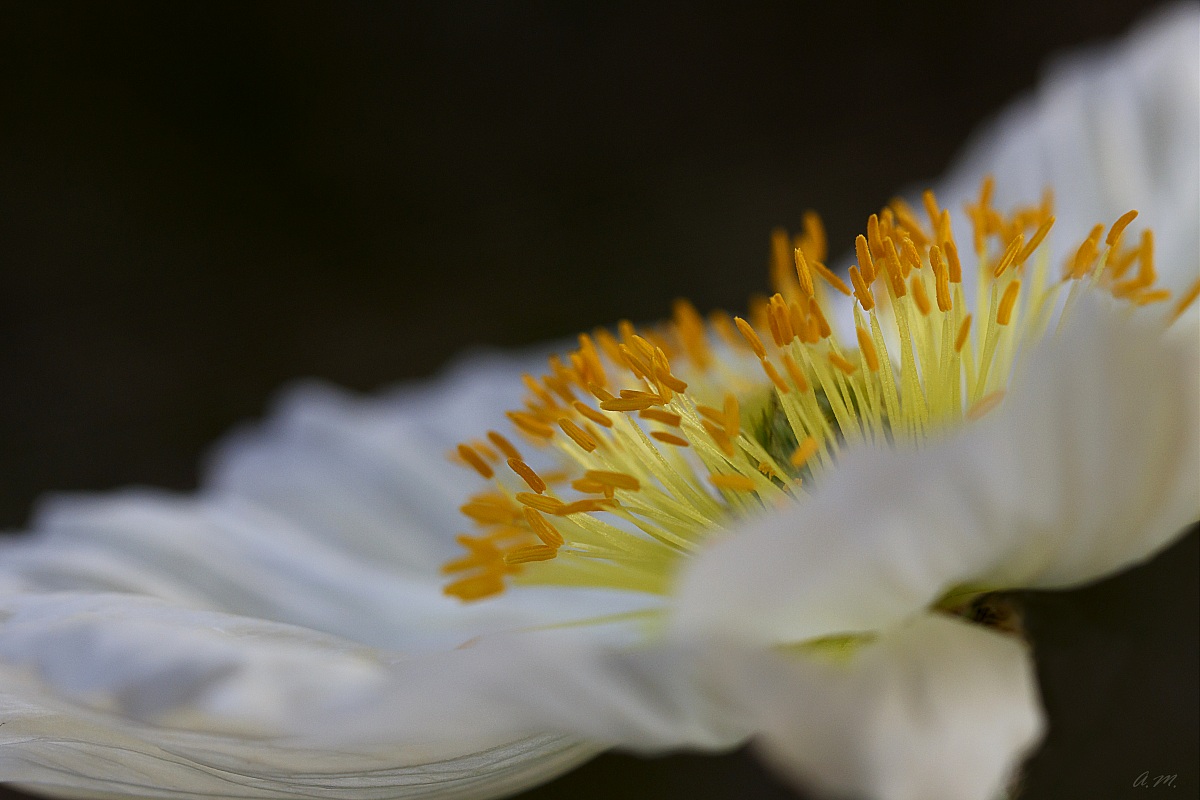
[442,178,1198,603]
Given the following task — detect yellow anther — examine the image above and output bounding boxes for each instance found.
[504,544,559,565]
[828,351,858,375]
[966,390,1006,421]
[922,189,940,231]
[802,210,828,263]
[1105,209,1138,247]
[1169,278,1200,323]
[930,247,952,312]
[600,396,659,412]
[553,499,613,516]
[506,411,556,439]
[993,233,1024,278]
[444,573,506,601]
[766,295,792,347]
[794,247,815,298]
[1017,216,1055,263]
[507,458,547,493]
[849,264,876,311]
[855,234,877,284]
[487,431,522,461]
[789,436,820,468]
[910,275,932,316]
[640,408,682,426]
[521,374,557,408]
[571,477,607,494]
[761,358,790,394]
[522,507,565,547]
[812,260,852,296]
[856,326,880,372]
[867,215,886,263]
[461,495,519,525]
[997,281,1021,326]
[808,297,832,339]
[722,394,740,439]
[892,198,929,248]
[696,404,725,425]
[1132,289,1172,306]
[710,474,757,492]
[672,299,712,371]
[651,431,690,447]
[584,470,641,491]
[881,238,907,297]
[734,316,767,358]
[516,493,568,513]
[955,314,973,352]
[573,400,614,428]
[700,420,736,457]
[944,237,963,283]
[457,444,495,479]
[781,352,810,392]
[899,237,923,277]
[557,419,598,453]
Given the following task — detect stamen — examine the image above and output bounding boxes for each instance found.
[993,234,1024,278]
[640,408,682,426]
[710,474,757,492]
[504,545,559,565]
[446,187,1173,603]
[457,444,495,479]
[997,281,1021,326]
[651,431,690,447]
[828,351,858,375]
[794,247,815,297]
[734,316,767,358]
[849,264,876,311]
[856,326,880,372]
[584,470,641,491]
[1169,278,1200,323]
[1105,209,1138,247]
[781,352,810,392]
[558,419,598,452]
[762,358,790,393]
[955,314,973,352]
[789,436,819,468]
[508,458,548,493]
[573,400,615,427]
[487,431,523,461]
[523,507,565,547]
[855,234,877,284]
[516,493,568,513]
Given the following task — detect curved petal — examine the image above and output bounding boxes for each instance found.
[203,347,557,574]
[1,491,655,652]
[734,615,1042,800]
[0,592,601,800]
[673,297,1199,644]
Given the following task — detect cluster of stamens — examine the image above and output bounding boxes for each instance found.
[442,178,1200,602]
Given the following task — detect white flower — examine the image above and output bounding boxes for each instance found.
[1,6,1197,800]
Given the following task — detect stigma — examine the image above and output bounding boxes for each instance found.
[443,178,1199,602]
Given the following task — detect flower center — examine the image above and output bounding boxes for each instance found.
[442,178,1199,602]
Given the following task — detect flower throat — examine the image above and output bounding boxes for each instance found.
[442,179,1199,602]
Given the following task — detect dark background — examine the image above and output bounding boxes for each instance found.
[0,2,1195,798]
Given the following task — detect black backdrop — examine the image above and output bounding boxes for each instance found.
[0,2,1195,799]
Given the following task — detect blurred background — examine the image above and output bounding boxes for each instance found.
[0,2,1195,798]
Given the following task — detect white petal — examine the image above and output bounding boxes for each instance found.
[674,297,1199,644]
[204,347,557,574]
[732,615,1042,800]
[288,627,750,756]
[1,491,655,652]
[0,592,600,799]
